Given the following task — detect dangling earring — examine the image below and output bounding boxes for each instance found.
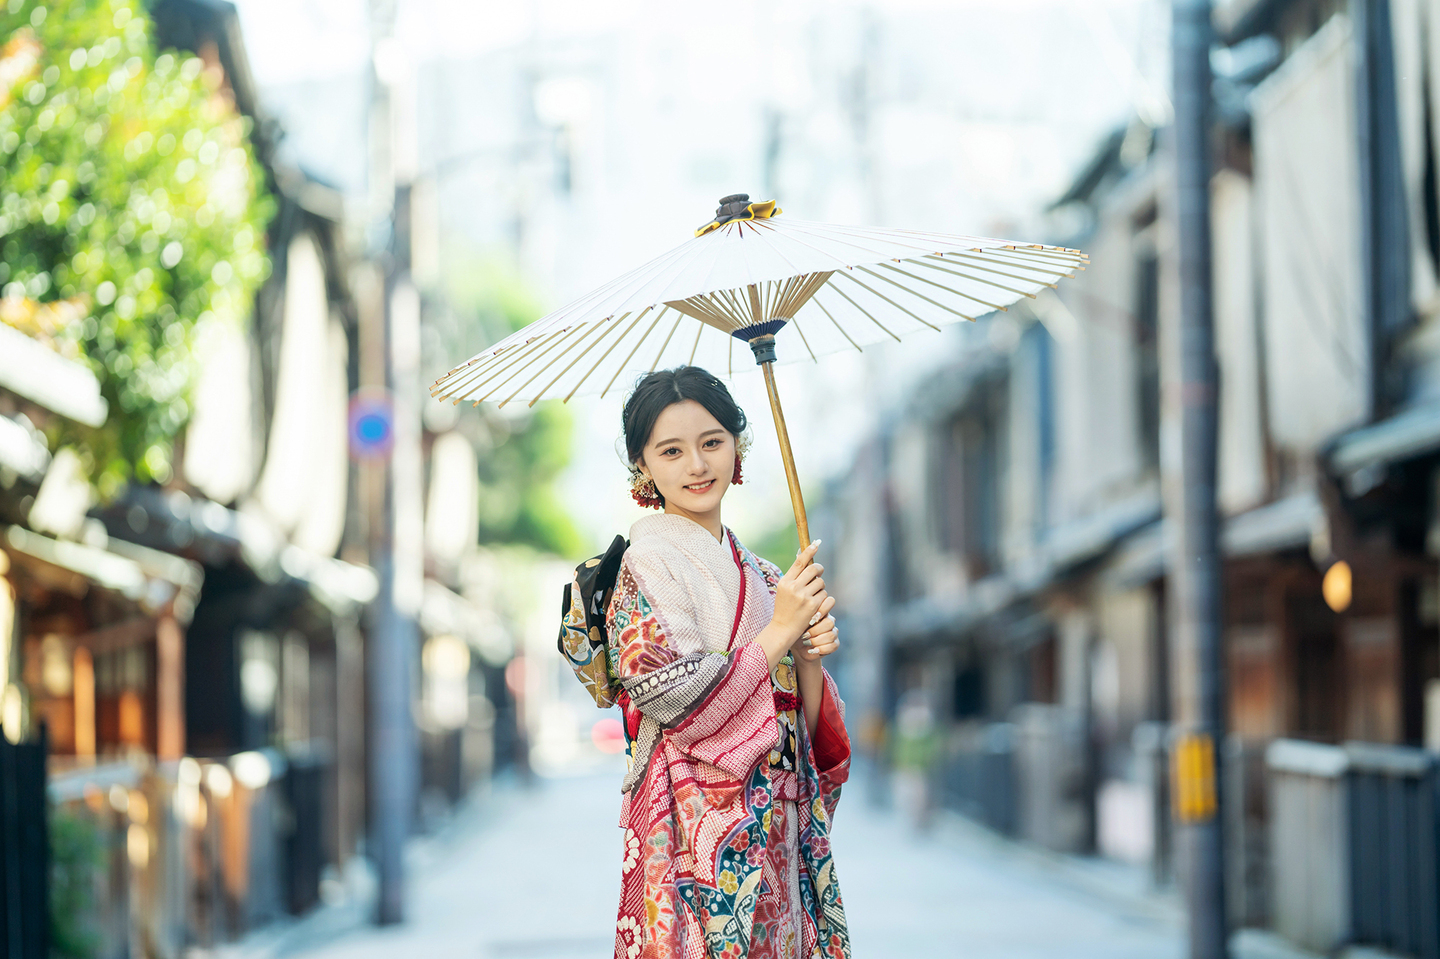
[630,469,663,509]
[731,433,751,486]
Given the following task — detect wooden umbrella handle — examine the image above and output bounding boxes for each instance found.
[760,360,810,549]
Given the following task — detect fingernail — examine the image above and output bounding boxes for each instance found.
[801,638,812,646]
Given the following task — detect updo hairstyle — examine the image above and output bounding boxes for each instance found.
[623,367,749,483]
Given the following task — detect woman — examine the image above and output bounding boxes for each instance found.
[608,366,851,959]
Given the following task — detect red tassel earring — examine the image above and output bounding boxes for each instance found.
[731,454,744,485]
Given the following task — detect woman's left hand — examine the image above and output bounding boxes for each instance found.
[793,595,839,662]
[788,596,838,737]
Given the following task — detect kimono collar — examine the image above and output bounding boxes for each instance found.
[629,513,735,559]
[624,514,766,657]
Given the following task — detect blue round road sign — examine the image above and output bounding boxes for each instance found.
[348,391,395,460]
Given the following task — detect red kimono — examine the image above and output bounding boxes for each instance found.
[606,515,851,959]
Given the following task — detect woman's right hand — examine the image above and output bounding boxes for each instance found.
[770,541,827,642]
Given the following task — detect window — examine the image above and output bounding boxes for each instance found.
[938,385,1004,579]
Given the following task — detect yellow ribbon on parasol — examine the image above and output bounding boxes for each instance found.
[695,193,782,237]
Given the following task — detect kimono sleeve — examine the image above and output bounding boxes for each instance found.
[812,668,851,819]
[756,553,851,812]
[610,563,778,780]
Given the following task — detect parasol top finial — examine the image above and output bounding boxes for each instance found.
[716,193,751,217]
[695,194,782,236]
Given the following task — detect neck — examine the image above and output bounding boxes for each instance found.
[663,502,724,542]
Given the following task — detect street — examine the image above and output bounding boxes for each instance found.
[7,3,1440,959]
[232,766,1314,959]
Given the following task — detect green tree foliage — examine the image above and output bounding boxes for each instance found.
[430,256,580,557]
[473,402,579,557]
[0,0,273,494]
[49,808,103,958]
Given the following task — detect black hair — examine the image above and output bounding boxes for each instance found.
[623,366,748,469]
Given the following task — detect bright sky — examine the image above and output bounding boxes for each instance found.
[232,0,1167,554]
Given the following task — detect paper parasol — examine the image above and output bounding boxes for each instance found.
[432,194,1087,545]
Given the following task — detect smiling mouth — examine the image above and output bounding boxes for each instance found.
[683,479,715,493]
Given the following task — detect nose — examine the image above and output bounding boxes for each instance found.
[685,449,708,474]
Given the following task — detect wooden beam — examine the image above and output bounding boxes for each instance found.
[73,646,94,758]
[73,616,158,656]
[156,613,184,761]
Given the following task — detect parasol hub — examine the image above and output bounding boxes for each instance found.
[747,333,778,366]
[732,318,788,344]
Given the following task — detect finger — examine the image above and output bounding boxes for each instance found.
[794,561,824,586]
[805,616,837,638]
[800,627,838,649]
[804,614,836,636]
[808,596,837,624]
[787,540,821,576]
[804,635,839,657]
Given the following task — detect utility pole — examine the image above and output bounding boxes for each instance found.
[1353,0,1409,415]
[1171,1,1228,958]
[366,3,423,925]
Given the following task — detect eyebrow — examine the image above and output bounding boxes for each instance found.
[651,429,727,448]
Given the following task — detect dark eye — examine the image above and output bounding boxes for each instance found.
[703,438,721,448]
[663,447,680,456]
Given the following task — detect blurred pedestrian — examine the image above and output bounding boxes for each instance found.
[890,689,940,831]
[603,367,852,959]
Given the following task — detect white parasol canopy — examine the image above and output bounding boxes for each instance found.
[432,196,1086,546]
[431,209,1087,410]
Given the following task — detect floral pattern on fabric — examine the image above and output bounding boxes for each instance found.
[608,531,851,959]
[769,661,800,775]
[559,567,622,707]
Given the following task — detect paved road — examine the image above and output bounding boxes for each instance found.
[240,766,1313,959]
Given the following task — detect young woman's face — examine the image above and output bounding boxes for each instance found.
[638,399,736,515]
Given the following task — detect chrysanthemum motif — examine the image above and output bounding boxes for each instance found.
[719,869,739,894]
[616,915,642,959]
[621,828,641,874]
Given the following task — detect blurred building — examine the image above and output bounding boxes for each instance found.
[0,1,520,955]
[833,1,1440,956]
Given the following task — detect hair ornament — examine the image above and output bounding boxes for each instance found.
[630,469,664,509]
[732,432,751,486]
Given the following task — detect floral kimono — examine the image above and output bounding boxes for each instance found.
[606,514,851,959]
